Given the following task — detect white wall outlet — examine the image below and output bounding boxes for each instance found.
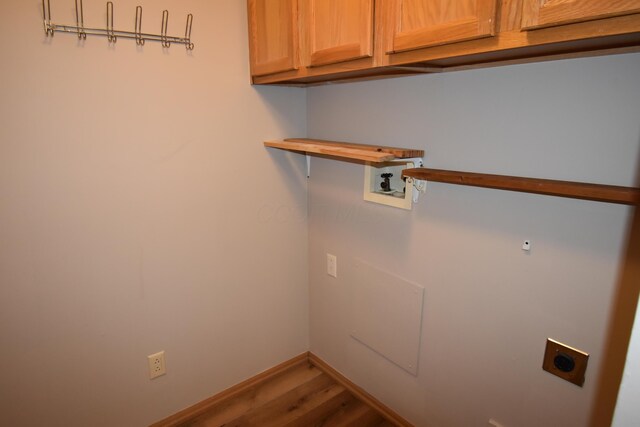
[327,254,337,278]
[148,351,166,379]
[522,240,531,251]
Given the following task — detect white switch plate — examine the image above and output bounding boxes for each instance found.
[148,351,166,379]
[327,254,337,278]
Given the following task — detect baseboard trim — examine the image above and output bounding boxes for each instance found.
[150,352,310,427]
[150,351,413,427]
[308,352,414,427]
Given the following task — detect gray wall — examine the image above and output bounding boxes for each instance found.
[0,2,308,426]
[307,53,640,427]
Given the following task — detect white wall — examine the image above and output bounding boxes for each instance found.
[3,3,639,426]
[0,1,308,426]
[307,53,640,427]
[612,195,640,427]
[613,294,640,427]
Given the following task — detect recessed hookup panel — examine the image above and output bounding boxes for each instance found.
[542,338,589,387]
[364,161,415,210]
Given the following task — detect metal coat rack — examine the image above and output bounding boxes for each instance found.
[42,0,194,50]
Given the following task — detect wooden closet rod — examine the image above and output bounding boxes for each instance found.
[402,168,640,205]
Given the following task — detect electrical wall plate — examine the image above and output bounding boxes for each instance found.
[148,351,166,379]
[542,338,589,387]
[364,161,415,210]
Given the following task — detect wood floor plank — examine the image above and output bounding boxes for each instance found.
[185,363,324,427]
[309,354,413,427]
[155,353,414,427]
[315,398,384,427]
[220,373,338,427]
[279,384,352,427]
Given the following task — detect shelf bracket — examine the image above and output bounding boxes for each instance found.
[403,158,426,203]
[408,178,427,203]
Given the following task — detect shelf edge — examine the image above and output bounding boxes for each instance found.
[265,139,424,163]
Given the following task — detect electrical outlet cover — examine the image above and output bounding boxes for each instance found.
[327,253,337,278]
[148,351,166,379]
[542,339,589,386]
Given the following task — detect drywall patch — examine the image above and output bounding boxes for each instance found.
[351,259,425,375]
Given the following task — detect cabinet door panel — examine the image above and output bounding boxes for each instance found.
[522,0,640,30]
[307,0,374,67]
[388,0,498,53]
[248,0,298,77]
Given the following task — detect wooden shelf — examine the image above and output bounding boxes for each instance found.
[402,168,640,205]
[264,138,424,163]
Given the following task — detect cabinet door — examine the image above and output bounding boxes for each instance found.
[522,0,640,30]
[306,0,374,67]
[385,0,498,53]
[248,0,298,77]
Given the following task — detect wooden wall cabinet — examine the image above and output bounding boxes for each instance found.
[247,0,299,77]
[521,0,640,30]
[383,0,499,53]
[305,0,375,67]
[248,0,640,85]
[248,0,379,83]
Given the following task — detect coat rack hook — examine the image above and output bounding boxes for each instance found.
[39,0,194,50]
[106,1,116,43]
[75,0,86,39]
[135,5,145,46]
[185,13,194,50]
[161,10,170,48]
[42,0,54,36]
